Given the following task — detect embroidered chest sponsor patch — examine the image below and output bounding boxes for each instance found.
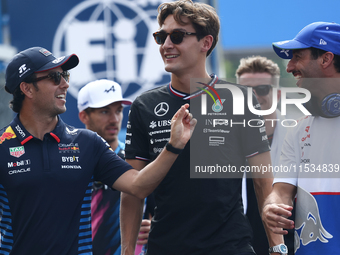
[9,146,25,158]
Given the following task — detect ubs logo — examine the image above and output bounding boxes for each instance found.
[150,119,171,129]
[154,102,169,117]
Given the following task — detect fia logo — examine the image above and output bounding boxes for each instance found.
[52,0,169,101]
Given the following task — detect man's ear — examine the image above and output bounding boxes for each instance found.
[201,35,213,54]
[321,51,334,69]
[78,111,88,125]
[19,82,34,98]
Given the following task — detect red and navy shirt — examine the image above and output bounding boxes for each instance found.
[0,115,132,255]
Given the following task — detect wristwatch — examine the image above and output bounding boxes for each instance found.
[269,244,288,255]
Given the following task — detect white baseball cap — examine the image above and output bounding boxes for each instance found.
[77,79,132,112]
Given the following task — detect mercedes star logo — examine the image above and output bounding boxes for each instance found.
[154,102,169,117]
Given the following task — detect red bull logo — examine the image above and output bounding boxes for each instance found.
[0,126,17,144]
[58,143,80,153]
[295,186,333,253]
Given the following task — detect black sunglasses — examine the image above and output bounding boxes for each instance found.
[30,71,70,85]
[248,85,272,96]
[153,30,197,45]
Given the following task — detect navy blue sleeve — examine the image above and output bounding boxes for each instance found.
[92,133,133,188]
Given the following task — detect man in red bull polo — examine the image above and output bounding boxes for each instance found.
[262,22,340,255]
[0,46,196,255]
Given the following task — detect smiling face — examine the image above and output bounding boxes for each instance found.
[286,49,324,91]
[158,14,204,76]
[31,67,69,117]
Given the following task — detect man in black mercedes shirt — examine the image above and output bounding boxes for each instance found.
[120,1,283,255]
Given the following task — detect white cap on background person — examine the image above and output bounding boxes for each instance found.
[77,79,132,112]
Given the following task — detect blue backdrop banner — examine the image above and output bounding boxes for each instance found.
[8,0,171,131]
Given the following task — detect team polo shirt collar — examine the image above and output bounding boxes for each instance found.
[168,73,218,100]
[10,115,64,145]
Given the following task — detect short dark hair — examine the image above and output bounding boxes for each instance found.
[83,108,94,114]
[157,0,220,57]
[9,73,38,113]
[310,47,340,73]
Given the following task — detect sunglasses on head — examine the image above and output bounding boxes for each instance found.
[248,85,272,96]
[153,30,197,45]
[30,71,70,85]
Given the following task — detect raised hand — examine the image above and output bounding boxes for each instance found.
[169,104,197,149]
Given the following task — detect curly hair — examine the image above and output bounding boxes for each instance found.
[157,0,220,57]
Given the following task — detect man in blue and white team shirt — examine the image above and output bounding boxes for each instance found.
[262,22,340,255]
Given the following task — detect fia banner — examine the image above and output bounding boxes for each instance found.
[8,0,171,130]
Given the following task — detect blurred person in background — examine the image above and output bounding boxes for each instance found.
[236,56,294,255]
[78,79,154,255]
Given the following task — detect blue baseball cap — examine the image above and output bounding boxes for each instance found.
[5,47,79,94]
[273,22,340,59]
